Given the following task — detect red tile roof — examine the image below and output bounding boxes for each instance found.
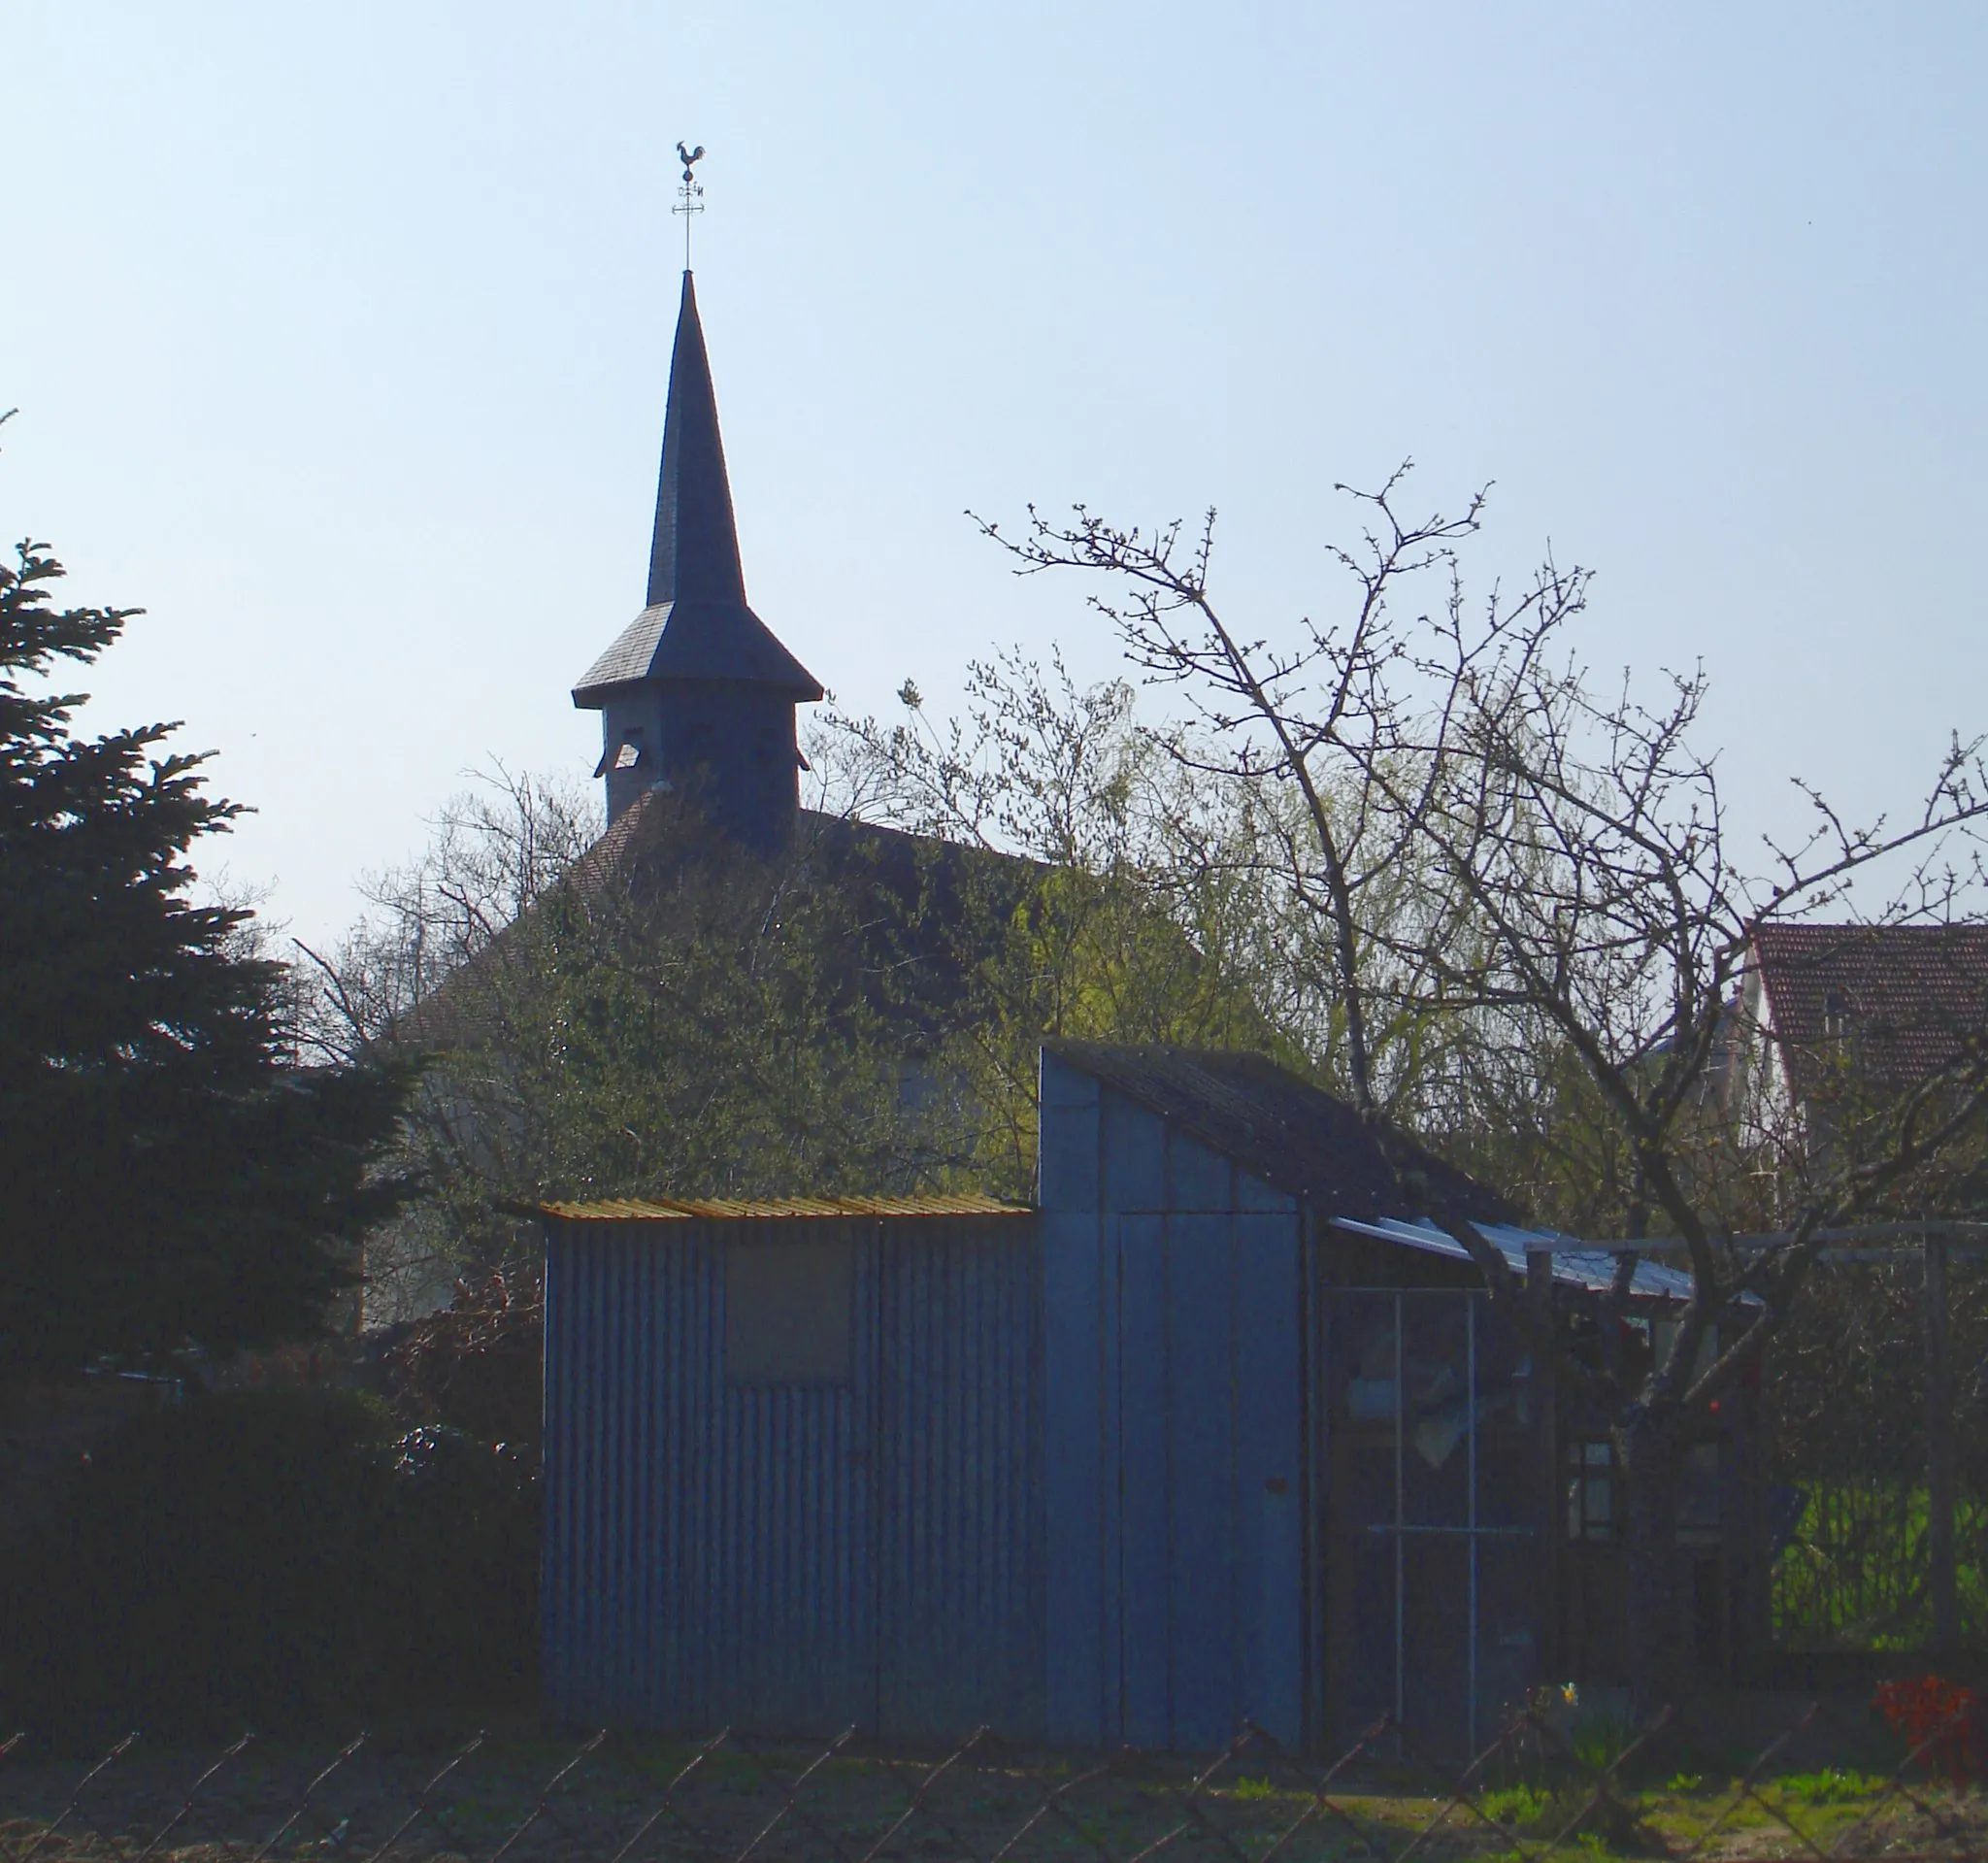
[1749,921,1988,1099]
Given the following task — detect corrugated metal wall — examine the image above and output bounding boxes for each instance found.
[1040,1051,1308,1751]
[543,1213,1044,1738]
[1113,1211,1306,1750]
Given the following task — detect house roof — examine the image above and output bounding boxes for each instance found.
[1044,1040,1518,1226]
[573,272,821,707]
[1749,921,1988,1099]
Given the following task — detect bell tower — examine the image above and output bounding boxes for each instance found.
[573,267,823,850]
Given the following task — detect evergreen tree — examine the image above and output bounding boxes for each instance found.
[0,537,414,1378]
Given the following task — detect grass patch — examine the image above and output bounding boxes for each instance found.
[1774,1766,1885,1806]
[1480,1783,1550,1827]
[1571,1713,1639,1775]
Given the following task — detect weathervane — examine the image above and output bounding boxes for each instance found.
[674,140,706,270]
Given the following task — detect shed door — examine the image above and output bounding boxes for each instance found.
[1114,1214,1303,1750]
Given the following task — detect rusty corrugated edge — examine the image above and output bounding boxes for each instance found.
[537,1192,1032,1222]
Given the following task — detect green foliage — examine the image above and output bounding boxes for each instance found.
[823,654,1338,1194]
[1773,1481,1988,1648]
[323,659,1311,1297]
[1481,1783,1551,1826]
[441,806,943,1201]
[0,539,415,1374]
[0,1391,537,1732]
[1571,1711,1639,1775]
[1775,1768,1883,1805]
[321,780,988,1307]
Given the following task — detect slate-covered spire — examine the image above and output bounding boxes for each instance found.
[645,270,746,610]
[574,270,822,844]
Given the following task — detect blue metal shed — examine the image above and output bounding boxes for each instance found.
[541,1044,1742,1751]
[542,1199,1044,1738]
[1039,1046,1309,1752]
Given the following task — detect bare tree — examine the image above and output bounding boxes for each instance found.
[296,764,601,1072]
[980,468,1988,1702]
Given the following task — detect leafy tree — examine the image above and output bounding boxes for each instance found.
[0,537,414,1378]
[307,773,987,1315]
[310,663,1300,1308]
[823,652,1304,1189]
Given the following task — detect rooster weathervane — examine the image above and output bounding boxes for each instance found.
[674,141,706,270]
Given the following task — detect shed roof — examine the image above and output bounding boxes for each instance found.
[539,1192,1029,1222]
[1330,1214,1699,1300]
[1045,1040,1517,1226]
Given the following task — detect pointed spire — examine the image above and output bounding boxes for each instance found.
[573,257,821,842]
[574,271,821,707]
[646,271,746,610]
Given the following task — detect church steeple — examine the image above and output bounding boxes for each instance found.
[645,271,746,610]
[575,269,823,846]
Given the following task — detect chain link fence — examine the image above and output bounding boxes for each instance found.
[6,1696,1988,1862]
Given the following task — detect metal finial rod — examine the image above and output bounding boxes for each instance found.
[674,140,706,271]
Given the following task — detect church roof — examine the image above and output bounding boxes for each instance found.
[410,791,1039,1055]
[575,597,823,699]
[574,271,822,707]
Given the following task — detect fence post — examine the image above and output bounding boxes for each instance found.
[1527,1250,1559,1681]
[1924,1232,1960,1655]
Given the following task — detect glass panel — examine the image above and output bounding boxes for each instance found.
[1402,1295,1471,1527]
[1342,1532,1399,1733]
[1653,1320,1720,1382]
[1476,1540,1541,1737]
[1341,1295,1399,1419]
[1565,1443,1617,1540]
[1474,1302,1534,1531]
[1678,1442,1722,1543]
[1401,1536,1471,1754]
[1334,1293,1399,1529]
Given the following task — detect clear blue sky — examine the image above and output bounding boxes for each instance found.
[6,1,1984,948]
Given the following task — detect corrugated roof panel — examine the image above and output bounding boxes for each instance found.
[540,1192,1030,1222]
[1329,1215,1700,1300]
